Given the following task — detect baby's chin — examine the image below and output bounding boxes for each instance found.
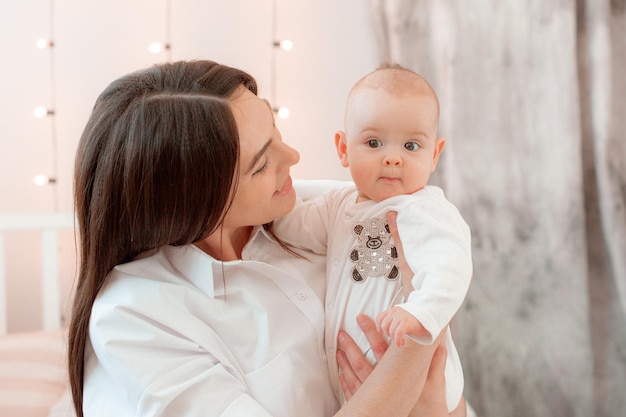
[358,186,420,203]
[357,190,401,203]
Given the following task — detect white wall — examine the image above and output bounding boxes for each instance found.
[0,0,379,332]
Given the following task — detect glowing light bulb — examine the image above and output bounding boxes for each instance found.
[273,40,293,51]
[33,106,54,118]
[274,106,290,119]
[33,174,54,186]
[36,38,53,49]
[148,42,170,54]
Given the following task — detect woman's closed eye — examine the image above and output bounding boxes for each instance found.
[253,157,269,175]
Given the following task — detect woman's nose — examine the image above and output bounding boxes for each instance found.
[282,142,300,166]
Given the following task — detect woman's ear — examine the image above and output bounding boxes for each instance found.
[335,131,350,167]
[431,137,446,172]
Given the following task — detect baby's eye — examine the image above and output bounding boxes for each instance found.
[367,139,383,148]
[404,142,420,151]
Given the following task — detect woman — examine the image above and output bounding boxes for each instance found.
[68,60,455,416]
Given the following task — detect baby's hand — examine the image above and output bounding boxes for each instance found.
[376,307,424,347]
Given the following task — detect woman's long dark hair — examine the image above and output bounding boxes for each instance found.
[68,61,257,417]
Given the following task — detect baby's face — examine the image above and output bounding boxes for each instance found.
[342,87,443,203]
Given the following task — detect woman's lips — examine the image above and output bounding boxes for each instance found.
[274,175,293,196]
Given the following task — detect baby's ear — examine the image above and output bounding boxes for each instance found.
[335,131,349,167]
[431,136,446,172]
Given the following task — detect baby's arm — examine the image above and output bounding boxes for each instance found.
[392,187,473,345]
[273,196,328,253]
[274,180,353,253]
[376,306,429,347]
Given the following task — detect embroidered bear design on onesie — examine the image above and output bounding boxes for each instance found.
[349,218,399,282]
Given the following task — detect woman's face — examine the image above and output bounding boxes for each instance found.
[222,87,300,230]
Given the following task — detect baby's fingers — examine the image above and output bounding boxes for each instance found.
[377,312,396,339]
[393,325,407,347]
[384,317,403,347]
[375,310,389,331]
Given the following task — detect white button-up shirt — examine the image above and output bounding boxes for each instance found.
[83,226,338,417]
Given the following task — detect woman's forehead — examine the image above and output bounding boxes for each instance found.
[229,89,274,159]
[229,88,272,120]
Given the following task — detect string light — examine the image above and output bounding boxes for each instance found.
[273,106,290,119]
[35,38,54,49]
[147,41,170,55]
[33,106,54,118]
[33,0,59,210]
[270,0,292,119]
[273,39,293,51]
[33,175,57,187]
[148,0,172,62]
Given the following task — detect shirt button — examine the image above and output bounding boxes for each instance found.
[322,354,328,363]
[333,258,339,265]
[327,303,333,311]
[297,290,307,300]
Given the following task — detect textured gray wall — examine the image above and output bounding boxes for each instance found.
[370,0,626,416]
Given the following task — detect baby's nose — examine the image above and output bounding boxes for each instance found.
[384,155,402,166]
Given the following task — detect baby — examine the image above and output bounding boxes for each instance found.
[276,64,472,412]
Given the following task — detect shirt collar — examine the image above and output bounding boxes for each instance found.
[165,225,271,298]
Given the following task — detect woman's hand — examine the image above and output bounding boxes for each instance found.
[336,316,457,416]
[386,211,414,299]
[410,343,452,417]
[336,314,387,400]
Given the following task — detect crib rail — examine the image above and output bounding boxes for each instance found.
[0,213,74,335]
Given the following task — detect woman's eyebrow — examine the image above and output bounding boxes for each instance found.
[246,139,272,174]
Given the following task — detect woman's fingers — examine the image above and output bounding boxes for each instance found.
[336,348,357,400]
[357,314,389,363]
[337,329,374,382]
[386,211,400,248]
[335,314,390,400]
[386,211,414,297]
[336,330,371,399]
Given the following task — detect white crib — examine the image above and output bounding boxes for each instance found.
[0,213,75,417]
[0,213,74,335]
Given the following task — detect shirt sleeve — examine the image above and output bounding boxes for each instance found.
[394,188,473,344]
[273,194,333,255]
